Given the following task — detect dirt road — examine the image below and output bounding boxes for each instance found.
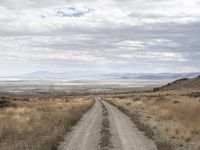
[59,98,157,150]
[59,99,102,150]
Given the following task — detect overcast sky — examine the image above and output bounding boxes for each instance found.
[0,0,200,76]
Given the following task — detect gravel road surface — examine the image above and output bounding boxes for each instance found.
[59,98,157,150]
[103,101,157,150]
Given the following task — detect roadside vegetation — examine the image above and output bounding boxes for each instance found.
[99,101,113,150]
[103,91,200,150]
[0,95,94,150]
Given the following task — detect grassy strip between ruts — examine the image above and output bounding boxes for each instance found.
[99,101,113,150]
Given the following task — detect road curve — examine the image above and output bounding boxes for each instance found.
[102,100,157,150]
[59,98,157,150]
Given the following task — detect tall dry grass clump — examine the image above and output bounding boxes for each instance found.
[157,101,200,135]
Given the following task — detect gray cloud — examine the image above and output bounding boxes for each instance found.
[0,0,200,75]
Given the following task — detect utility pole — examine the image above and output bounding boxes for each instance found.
[73,86,76,97]
[50,84,55,96]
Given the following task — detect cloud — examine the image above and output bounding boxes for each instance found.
[0,0,200,75]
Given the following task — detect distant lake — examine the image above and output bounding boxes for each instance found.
[0,77,173,93]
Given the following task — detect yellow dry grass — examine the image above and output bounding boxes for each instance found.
[104,91,200,149]
[0,95,94,150]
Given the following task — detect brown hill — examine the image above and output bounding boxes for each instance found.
[153,75,200,91]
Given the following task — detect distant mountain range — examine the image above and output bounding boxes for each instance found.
[22,71,103,78]
[117,72,200,80]
[21,71,200,80]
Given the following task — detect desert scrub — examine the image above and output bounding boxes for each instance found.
[155,95,167,102]
[156,140,174,150]
[137,124,154,139]
[187,92,200,98]
[0,96,94,150]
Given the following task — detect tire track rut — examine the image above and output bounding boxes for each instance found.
[59,98,102,150]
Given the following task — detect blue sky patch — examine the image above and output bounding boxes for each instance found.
[55,7,94,17]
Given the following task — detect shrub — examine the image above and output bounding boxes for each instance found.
[156,140,174,150]
[155,95,166,101]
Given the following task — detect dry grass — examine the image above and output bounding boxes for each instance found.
[0,95,94,150]
[104,91,200,150]
[153,102,200,134]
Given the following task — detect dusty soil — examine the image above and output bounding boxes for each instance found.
[59,99,102,150]
[103,100,157,150]
[59,98,157,150]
